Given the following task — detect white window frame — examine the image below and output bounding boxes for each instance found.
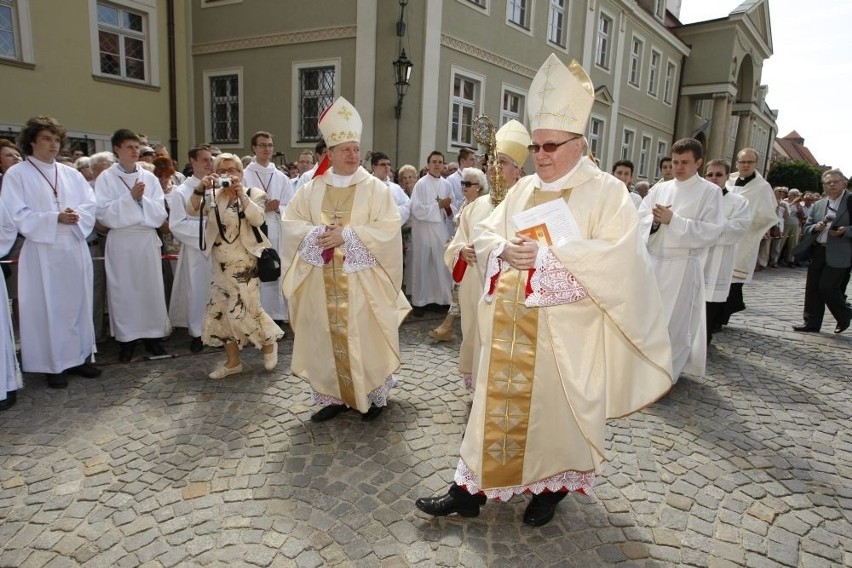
[448,67,485,149]
[594,10,613,71]
[0,0,33,64]
[648,49,661,98]
[506,0,533,34]
[655,140,668,179]
[203,67,243,148]
[290,58,341,147]
[587,115,606,163]
[458,0,489,15]
[663,60,676,105]
[654,0,665,20]
[201,0,243,7]
[88,0,159,86]
[547,0,568,48]
[620,128,635,162]
[500,84,526,126]
[639,135,652,178]
[628,34,644,89]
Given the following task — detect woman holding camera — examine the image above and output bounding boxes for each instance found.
[188,153,283,379]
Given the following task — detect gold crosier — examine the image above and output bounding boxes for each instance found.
[320,186,358,408]
[472,115,508,206]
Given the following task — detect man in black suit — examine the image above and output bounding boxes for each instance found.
[793,169,852,334]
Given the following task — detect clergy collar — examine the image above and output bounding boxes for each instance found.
[27,156,56,168]
[116,162,137,175]
[427,173,443,180]
[330,170,357,187]
[736,172,756,185]
[247,160,274,171]
[533,159,583,192]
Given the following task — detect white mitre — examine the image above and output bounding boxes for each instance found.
[318,96,362,146]
[495,119,531,167]
[527,53,594,134]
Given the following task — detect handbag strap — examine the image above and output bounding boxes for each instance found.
[212,196,239,245]
[245,188,265,244]
[199,192,207,251]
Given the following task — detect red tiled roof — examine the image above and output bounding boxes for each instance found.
[774,135,819,167]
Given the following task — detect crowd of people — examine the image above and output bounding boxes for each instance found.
[1,53,850,528]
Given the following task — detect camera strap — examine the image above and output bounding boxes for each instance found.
[212,194,240,245]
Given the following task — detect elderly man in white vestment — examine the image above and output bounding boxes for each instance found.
[282,97,410,423]
[720,148,778,328]
[244,131,294,328]
[415,54,673,527]
[0,116,100,389]
[0,199,22,409]
[702,159,751,344]
[644,138,724,382]
[96,129,171,363]
[168,145,215,352]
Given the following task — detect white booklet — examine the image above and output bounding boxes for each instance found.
[511,198,582,246]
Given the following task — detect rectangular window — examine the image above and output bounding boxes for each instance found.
[209,73,239,145]
[507,0,529,29]
[298,66,335,142]
[655,140,667,178]
[595,13,612,69]
[621,129,635,161]
[648,49,661,96]
[664,61,676,104]
[500,89,524,125]
[587,117,605,162]
[451,73,480,146]
[97,1,146,81]
[629,37,643,87]
[639,135,652,178]
[0,0,19,60]
[654,0,665,20]
[547,0,567,47]
[467,0,487,6]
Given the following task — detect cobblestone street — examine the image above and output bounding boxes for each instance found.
[0,266,849,567]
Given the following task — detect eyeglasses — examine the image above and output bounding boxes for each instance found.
[705,172,726,177]
[254,143,274,149]
[375,161,392,167]
[460,181,480,188]
[736,160,757,165]
[527,135,582,154]
[217,167,240,175]
[823,179,844,186]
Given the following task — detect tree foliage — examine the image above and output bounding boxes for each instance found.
[767,160,823,192]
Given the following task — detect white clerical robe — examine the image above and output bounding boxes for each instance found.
[726,173,778,283]
[408,174,456,306]
[704,191,751,302]
[244,161,295,321]
[168,178,211,337]
[458,158,672,500]
[385,179,411,225]
[0,159,96,373]
[0,199,22,400]
[644,174,724,381]
[96,164,170,342]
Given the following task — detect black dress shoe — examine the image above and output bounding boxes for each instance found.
[835,321,850,334]
[65,363,102,378]
[45,374,68,389]
[792,325,820,333]
[118,341,136,363]
[310,404,348,422]
[415,483,486,518]
[523,491,567,527]
[361,405,384,422]
[412,307,425,318]
[0,390,16,411]
[189,337,204,353]
[143,339,167,357]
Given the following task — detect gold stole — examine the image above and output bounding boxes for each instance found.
[321,186,357,408]
[481,188,571,488]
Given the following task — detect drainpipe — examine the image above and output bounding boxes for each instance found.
[167,0,178,158]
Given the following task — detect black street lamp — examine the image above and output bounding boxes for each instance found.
[393,49,413,119]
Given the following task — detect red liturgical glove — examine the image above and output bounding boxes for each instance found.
[452,258,468,283]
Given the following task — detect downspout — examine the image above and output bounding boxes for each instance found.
[167,0,178,158]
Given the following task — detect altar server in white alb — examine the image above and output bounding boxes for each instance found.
[0,199,23,409]
[243,131,295,327]
[96,128,171,363]
[168,145,215,353]
[0,116,100,389]
[644,138,724,382]
[702,159,751,344]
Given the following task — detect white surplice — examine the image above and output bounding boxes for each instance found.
[384,179,411,226]
[644,174,724,381]
[96,163,170,342]
[704,190,751,302]
[725,172,778,283]
[0,199,22,399]
[0,158,96,373]
[408,174,456,306]
[167,177,211,337]
[244,161,295,321]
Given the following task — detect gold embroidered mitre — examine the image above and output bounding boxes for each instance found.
[528,53,594,134]
[495,119,531,167]
[318,96,362,146]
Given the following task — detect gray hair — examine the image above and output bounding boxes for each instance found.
[821,168,846,181]
[88,151,115,169]
[461,167,487,191]
[73,157,90,170]
[214,153,244,173]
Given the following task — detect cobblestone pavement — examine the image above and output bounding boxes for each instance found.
[1,266,850,568]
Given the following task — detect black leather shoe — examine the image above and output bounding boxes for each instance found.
[65,363,102,378]
[361,405,384,422]
[415,484,486,518]
[310,404,348,422]
[412,307,426,318]
[792,325,820,333]
[189,337,204,353]
[523,491,567,527]
[118,341,136,363]
[835,321,850,334]
[0,390,16,411]
[45,374,68,389]
[143,339,167,356]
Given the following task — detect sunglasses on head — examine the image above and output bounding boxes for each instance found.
[460,181,480,188]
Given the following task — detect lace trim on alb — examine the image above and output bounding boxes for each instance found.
[482,241,507,303]
[298,225,326,267]
[525,247,588,307]
[311,375,398,408]
[341,226,378,273]
[461,372,474,393]
[453,459,596,501]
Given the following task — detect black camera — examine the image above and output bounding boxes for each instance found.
[216,178,231,189]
